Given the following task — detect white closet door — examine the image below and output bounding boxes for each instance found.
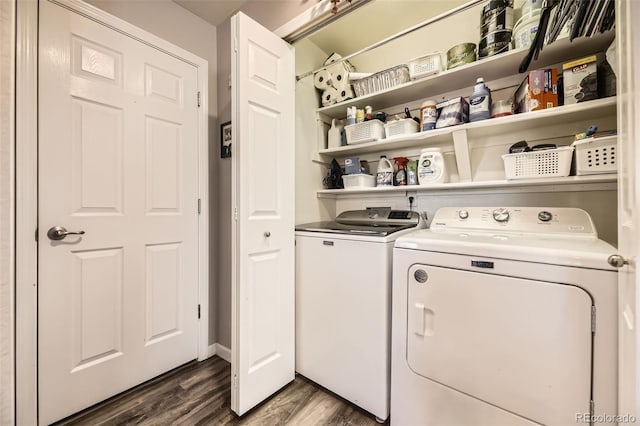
[230,11,295,416]
[616,0,640,416]
[38,1,200,423]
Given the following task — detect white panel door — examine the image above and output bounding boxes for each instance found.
[616,0,640,417]
[38,2,200,424]
[407,264,593,425]
[231,12,295,416]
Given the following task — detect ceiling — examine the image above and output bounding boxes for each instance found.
[173,0,251,27]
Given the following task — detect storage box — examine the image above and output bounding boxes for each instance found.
[563,55,598,104]
[342,173,376,189]
[345,120,385,144]
[344,157,361,174]
[407,53,442,80]
[351,65,410,97]
[514,68,558,113]
[502,146,574,179]
[573,135,617,175]
[385,118,419,138]
[436,97,468,128]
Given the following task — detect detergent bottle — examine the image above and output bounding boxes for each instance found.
[376,156,394,187]
[393,157,409,186]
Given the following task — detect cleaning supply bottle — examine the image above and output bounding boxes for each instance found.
[327,119,344,149]
[418,148,448,185]
[469,77,492,122]
[393,157,409,186]
[376,156,394,187]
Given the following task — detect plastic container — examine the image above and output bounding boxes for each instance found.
[345,120,385,145]
[376,156,394,187]
[343,173,376,189]
[407,53,442,79]
[502,146,574,179]
[407,160,418,185]
[327,119,344,149]
[513,10,540,50]
[418,148,448,185]
[491,99,513,118]
[420,100,437,131]
[469,77,492,122]
[573,135,618,175]
[385,118,419,138]
[447,43,477,70]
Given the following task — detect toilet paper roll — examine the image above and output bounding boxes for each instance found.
[336,85,355,103]
[321,86,339,106]
[328,63,350,88]
[313,69,333,90]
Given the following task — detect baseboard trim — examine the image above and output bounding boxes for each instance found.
[213,343,231,362]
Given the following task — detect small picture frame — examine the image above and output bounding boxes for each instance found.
[221,121,232,158]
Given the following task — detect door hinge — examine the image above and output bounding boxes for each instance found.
[35,228,38,242]
[198,198,201,214]
[233,207,238,221]
[233,374,238,388]
[197,91,201,107]
[233,37,238,53]
[198,304,201,319]
[590,399,594,420]
[591,306,596,333]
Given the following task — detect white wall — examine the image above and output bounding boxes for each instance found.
[0,1,15,423]
[85,0,220,345]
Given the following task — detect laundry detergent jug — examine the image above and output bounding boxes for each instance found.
[376,156,394,187]
[418,148,448,184]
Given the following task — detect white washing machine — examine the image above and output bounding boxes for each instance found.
[296,208,423,422]
[391,207,618,426]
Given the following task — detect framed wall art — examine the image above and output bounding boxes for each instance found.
[221,121,232,158]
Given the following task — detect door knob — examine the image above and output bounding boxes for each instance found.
[47,226,85,241]
[264,231,271,238]
[608,254,629,268]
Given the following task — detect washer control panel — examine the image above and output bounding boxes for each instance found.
[430,207,597,237]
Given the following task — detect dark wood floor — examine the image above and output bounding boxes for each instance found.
[55,356,386,425]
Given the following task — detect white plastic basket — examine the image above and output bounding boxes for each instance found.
[502,146,574,180]
[573,135,617,175]
[343,173,376,189]
[345,120,385,145]
[385,118,419,138]
[407,52,442,79]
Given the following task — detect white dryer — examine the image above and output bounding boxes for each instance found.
[391,207,618,426]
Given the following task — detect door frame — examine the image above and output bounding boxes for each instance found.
[15,0,210,424]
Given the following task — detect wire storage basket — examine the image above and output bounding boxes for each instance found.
[502,146,574,179]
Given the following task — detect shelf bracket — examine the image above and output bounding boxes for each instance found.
[452,129,472,182]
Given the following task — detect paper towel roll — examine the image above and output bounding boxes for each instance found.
[336,85,355,103]
[313,69,333,90]
[321,87,339,106]
[347,72,373,81]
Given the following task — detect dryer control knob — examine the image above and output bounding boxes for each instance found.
[458,210,469,219]
[492,208,510,223]
[538,211,553,222]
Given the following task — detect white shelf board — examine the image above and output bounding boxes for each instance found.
[317,31,615,119]
[318,97,617,157]
[317,174,617,197]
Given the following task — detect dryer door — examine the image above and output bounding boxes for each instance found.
[407,263,592,425]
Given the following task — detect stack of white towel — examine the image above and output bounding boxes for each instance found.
[313,53,367,107]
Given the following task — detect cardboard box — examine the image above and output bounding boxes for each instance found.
[563,55,598,104]
[514,68,558,113]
